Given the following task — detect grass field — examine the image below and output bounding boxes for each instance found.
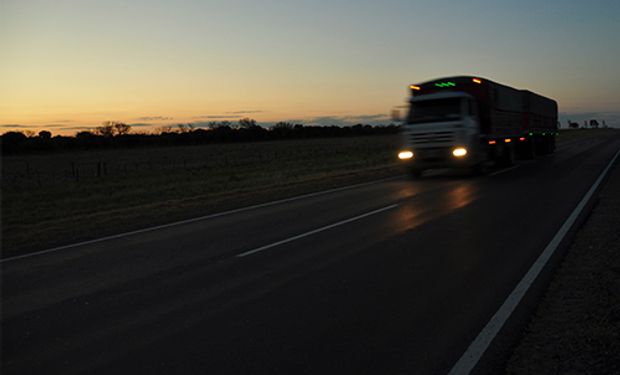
[557,127,618,142]
[2,129,617,257]
[2,135,402,256]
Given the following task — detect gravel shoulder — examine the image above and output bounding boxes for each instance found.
[506,156,620,374]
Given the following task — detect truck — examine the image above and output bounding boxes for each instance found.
[397,76,558,176]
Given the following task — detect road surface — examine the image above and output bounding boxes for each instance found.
[2,134,619,374]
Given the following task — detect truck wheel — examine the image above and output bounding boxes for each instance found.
[517,139,535,160]
[539,136,549,155]
[549,136,556,153]
[497,145,515,167]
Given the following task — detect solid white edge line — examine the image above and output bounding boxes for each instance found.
[488,165,520,177]
[448,147,620,375]
[236,204,399,258]
[0,175,405,264]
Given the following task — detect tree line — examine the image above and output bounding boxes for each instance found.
[1,119,400,155]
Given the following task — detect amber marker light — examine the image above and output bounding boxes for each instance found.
[409,85,421,91]
[472,78,482,84]
[504,138,512,143]
[452,147,468,157]
[488,140,496,145]
[398,151,414,160]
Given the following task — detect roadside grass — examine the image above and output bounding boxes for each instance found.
[2,135,402,256]
[3,129,616,257]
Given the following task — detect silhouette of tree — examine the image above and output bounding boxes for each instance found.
[95,123,115,137]
[96,121,131,136]
[177,124,191,133]
[158,125,173,134]
[2,121,400,155]
[38,130,52,139]
[113,122,131,135]
[1,131,28,154]
[76,130,95,138]
[274,122,293,130]
[238,118,257,129]
[208,121,233,130]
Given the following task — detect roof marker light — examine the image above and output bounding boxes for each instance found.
[409,85,421,91]
[435,81,456,88]
[472,78,482,84]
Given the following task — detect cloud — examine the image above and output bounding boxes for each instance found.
[226,110,263,114]
[135,116,173,121]
[0,124,32,129]
[347,114,390,121]
[192,111,262,119]
[192,115,242,120]
[39,123,80,128]
[54,126,93,131]
[127,123,156,128]
[304,113,391,126]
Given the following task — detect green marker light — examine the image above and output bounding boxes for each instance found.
[528,132,533,136]
[434,81,456,88]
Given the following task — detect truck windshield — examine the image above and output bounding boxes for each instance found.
[407,98,461,124]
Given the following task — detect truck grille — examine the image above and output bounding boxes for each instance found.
[409,131,454,145]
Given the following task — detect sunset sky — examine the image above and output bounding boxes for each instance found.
[2,0,619,134]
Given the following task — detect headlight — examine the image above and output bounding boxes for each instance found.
[452,147,468,157]
[398,151,414,160]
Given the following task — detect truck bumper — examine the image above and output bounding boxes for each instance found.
[399,147,478,170]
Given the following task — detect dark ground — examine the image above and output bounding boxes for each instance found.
[2,133,619,375]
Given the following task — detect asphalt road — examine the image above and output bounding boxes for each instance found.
[2,134,620,375]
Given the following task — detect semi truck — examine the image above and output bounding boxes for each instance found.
[397,76,558,176]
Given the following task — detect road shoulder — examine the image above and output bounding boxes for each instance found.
[505,156,620,374]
